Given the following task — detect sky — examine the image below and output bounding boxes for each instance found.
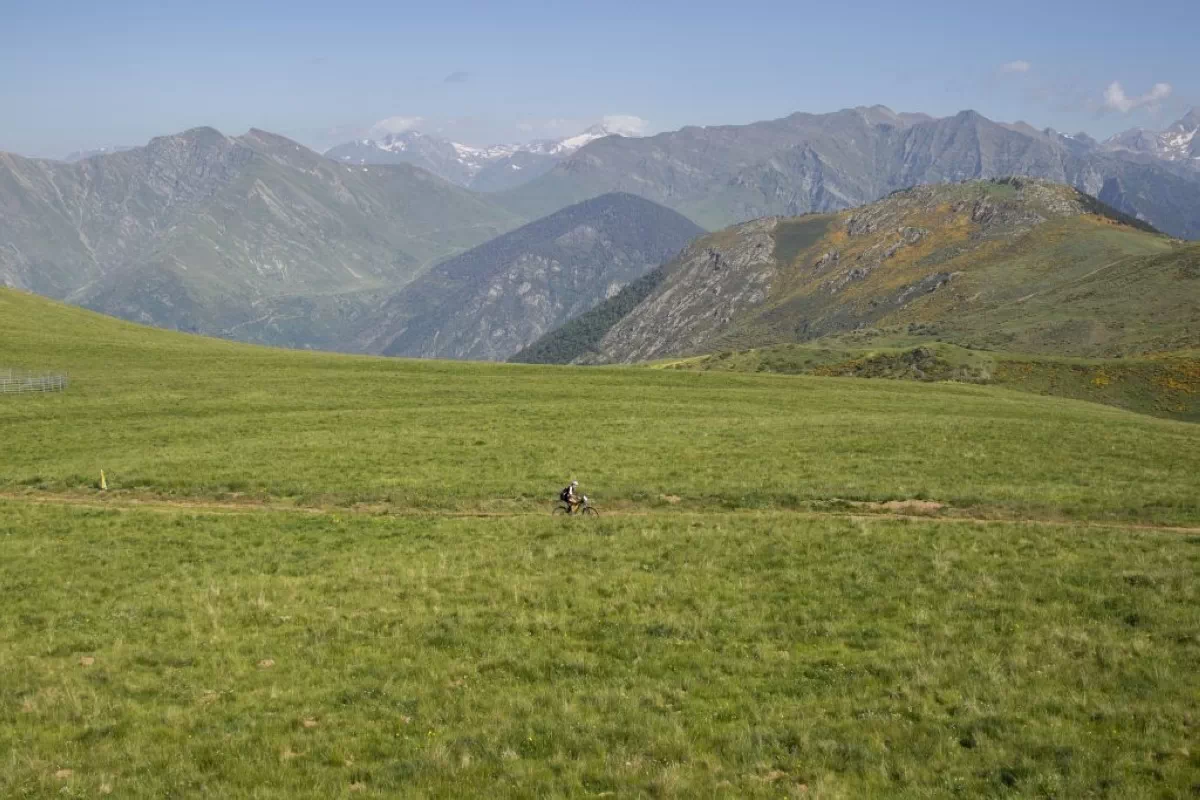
[1,0,1198,158]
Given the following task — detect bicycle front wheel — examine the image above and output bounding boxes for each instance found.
[581,506,599,517]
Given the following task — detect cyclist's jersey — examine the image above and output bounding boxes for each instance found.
[560,486,577,502]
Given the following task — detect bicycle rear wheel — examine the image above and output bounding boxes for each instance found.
[552,505,570,516]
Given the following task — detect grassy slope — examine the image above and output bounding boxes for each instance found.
[2,290,1199,797]
[937,240,1200,355]
[661,340,1200,423]
[3,287,1199,522]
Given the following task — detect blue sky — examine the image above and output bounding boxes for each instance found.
[1,0,1197,157]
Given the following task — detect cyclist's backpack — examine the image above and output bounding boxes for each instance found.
[559,487,571,502]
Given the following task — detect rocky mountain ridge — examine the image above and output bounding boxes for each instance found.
[499,106,1200,239]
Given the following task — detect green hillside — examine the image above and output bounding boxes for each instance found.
[3,285,1197,519]
[2,290,1198,797]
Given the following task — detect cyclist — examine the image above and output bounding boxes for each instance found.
[559,480,581,514]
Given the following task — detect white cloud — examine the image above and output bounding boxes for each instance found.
[1103,81,1172,113]
[367,116,424,137]
[601,114,650,136]
[1000,60,1031,74]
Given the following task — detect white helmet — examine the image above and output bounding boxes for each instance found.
[570,480,579,486]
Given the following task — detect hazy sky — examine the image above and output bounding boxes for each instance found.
[2,0,1197,158]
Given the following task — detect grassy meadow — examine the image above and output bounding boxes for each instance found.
[2,287,1199,797]
[3,288,1199,524]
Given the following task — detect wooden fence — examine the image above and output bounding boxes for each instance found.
[0,370,69,394]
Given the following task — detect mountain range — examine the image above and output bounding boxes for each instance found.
[5,105,1200,357]
[0,127,523,345]
[515,178,1199,365]
[499,106,1200,239]
[323,120,641,192]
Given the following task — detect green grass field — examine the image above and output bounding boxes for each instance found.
[658,337,1200,423]
[2,288,1199,797]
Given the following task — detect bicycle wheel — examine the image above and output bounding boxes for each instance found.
[581,506,599,517]
[552,505,570,516]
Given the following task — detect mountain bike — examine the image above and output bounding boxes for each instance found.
[553,495,599,517]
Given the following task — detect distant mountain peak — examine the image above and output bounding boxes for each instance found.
[322,120,646,190]
[551,122,633,153]
[174,126,227,142]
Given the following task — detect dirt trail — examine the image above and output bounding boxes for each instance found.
[2,490,1198,536]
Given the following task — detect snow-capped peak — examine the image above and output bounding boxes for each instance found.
[1159,110,1200,161]
[552,125,615,154]
[549,119,645,155]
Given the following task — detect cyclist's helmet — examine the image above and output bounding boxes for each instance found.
[571,480,579,486]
